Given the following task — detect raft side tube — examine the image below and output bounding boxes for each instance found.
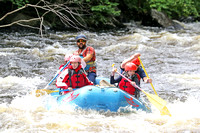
[56,85,151,112]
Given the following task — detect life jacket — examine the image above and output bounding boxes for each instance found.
[65,65,93,88]
[118,73,141,95]
[74,46,96,73]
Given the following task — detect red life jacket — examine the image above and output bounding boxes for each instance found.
[63,65,93,89]
[118,73,140,95]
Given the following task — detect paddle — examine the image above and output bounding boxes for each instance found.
[44,61,70,89]
[99,79,115,87]
[138,57,158,95]
[34,88,79,97]
[34,89,60,97]
[32,61,70,97]
[112,64,171,116]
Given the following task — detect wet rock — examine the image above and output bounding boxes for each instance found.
[151,9,184,30]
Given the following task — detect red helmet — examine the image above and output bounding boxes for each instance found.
[70,55,81,63]
[131,58,140,66]
[64,54,73,62]
[125,62,137,71]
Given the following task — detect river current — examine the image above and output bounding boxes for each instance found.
[0,22,200,132]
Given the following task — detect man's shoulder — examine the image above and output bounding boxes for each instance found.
[85,46,95,53]
[86,46,95,50]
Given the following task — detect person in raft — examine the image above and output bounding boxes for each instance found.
[121,53,152,84]
[55,54,73,89]
[61,55,93,94]
[110,62,141,99]
[73,34,97,84]
[56,54,86,89]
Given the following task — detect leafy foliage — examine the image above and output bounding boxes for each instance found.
[72,0,121,27]
[148,0,199,18]
[10,0,29,8]
[121,0,150,13]
[1,0,200,30]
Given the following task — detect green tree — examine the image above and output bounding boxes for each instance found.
[148,0,199,18]
[1,0,200,31]
[73,0,121,28]
[10,0,29,8]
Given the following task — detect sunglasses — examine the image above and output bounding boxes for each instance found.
[77,39,86,43]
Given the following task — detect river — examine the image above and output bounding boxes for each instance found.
[0,22,200,132]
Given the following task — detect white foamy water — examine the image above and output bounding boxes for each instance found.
[0,22,200,132]
[0,94,200,132]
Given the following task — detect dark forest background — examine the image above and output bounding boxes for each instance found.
[0,0,199,31]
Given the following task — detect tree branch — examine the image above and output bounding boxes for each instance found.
[0,5,27,21]
[0,0,88,36]
[0,18,40,28]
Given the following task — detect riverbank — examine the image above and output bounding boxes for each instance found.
[0,0,199,32]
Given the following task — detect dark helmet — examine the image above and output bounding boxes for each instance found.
[75,34,87,41]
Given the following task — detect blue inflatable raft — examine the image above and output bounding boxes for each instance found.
[47,77,151,113]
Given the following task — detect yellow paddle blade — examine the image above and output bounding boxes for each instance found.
[143,91,171,116]
[160,106,172,117]
[31,89,59,97]
[112,64,115,67]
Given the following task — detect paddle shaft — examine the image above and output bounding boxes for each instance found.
[34,88,78,97]
[138,57,158,95]
[44,61,70,90]
[48,88,78,93]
